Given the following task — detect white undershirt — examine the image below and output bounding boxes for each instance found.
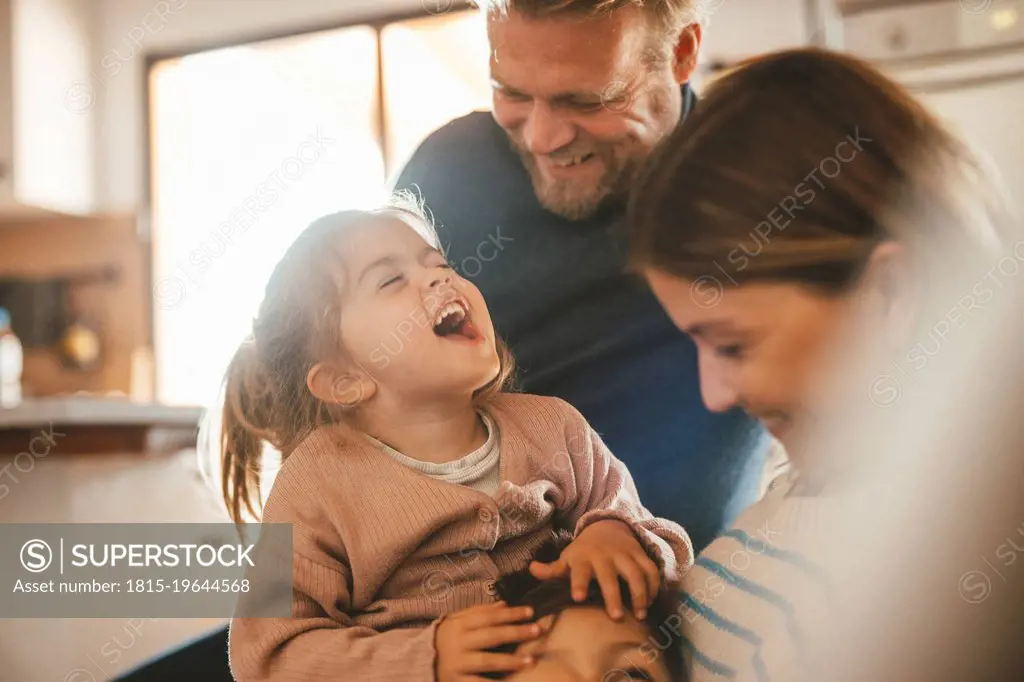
[369,412,501,496]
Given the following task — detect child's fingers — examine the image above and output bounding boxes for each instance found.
[569,560,594,602]
[448,600,509,622]
[529,558,569,580]
[465,621,545,650]
[462,604,535,630]
[456,651,534,675]
[637,552,661,603]
[592,560,625,620]
[612,555,650,619]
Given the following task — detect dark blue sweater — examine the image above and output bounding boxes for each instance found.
[394,96,770,552]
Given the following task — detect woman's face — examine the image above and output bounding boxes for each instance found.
[507,607,671,682]
[645,269,859,455]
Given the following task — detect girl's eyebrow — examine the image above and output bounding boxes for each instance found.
[357,246,441,286]
[356,256,398,286]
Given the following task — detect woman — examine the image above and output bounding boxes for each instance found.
[626,47,1016,680]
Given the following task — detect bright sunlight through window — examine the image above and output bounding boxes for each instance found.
[150,10,491,407]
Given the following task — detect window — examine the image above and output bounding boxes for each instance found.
[381,11,492,171]
[149,9,491,407]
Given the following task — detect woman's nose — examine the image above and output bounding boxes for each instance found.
[699,357,741,414]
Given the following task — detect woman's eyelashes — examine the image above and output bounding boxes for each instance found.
[715,343,746,360]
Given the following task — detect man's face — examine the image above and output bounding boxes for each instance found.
[488,7,696,220]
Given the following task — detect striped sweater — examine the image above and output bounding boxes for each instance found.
[679,467,839,681]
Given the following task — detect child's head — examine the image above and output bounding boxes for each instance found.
[217,194,513,523]
[489,541,686,681]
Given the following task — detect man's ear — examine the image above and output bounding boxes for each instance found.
[858,241,917,351]
[307,361,376,408]
[672,23,702,85]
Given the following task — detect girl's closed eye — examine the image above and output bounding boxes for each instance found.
[620,666,653,680]
[378,273,405,290]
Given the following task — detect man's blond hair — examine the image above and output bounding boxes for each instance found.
[480,0,704,44]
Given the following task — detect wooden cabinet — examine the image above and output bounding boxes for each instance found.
[0,0,97,220]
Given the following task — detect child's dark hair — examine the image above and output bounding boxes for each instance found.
[488,539,688,681]
[208,192,516,525]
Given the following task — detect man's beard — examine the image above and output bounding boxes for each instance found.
[509,138,643,221]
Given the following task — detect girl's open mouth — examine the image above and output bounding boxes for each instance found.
[431,298,482,343]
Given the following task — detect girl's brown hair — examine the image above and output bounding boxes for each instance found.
[627,47,1010,293]
[210,194,515,526]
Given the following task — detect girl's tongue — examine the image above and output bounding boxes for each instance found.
[441,317,480,342]
[458,320,481,342]
[433,308,481,342]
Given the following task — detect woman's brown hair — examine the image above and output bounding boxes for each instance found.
[208,194,515,526]
[627,47,1011,293]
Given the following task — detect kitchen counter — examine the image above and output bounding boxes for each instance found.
[0,396,204,428]
[0,397,205,455]
[0,446,229,680]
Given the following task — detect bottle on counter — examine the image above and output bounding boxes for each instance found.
[0,306,24,408]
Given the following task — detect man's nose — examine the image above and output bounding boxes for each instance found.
[522,103,575,156]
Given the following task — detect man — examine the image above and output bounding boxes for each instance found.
[394,0,769,553]
[115,2,768,680]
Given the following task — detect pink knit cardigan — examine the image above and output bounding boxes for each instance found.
[229,393,693,681]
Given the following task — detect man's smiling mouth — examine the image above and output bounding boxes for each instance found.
[548,152,596,168]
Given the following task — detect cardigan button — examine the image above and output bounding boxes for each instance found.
[484,580,497,596]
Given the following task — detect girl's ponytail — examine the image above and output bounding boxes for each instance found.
[206,214,350,527]
[220,338,273,526]
[207,214,348,526]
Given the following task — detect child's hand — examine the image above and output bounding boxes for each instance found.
[528,519,660,621]
[435,602,543,681]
